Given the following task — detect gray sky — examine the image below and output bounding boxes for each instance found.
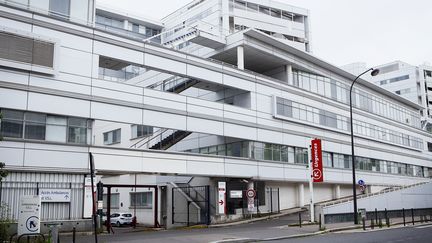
[98,0,432,68]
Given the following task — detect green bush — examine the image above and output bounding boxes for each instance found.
[0,202,12,242]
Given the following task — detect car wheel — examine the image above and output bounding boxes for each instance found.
[116,221,121,227]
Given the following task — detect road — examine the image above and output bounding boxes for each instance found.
[267,224,432,243]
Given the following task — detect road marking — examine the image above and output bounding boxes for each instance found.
[415,224,432,229]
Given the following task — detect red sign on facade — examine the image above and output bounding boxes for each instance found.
[311,139,323,183]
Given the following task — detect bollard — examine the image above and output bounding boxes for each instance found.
[412,208,415,225]
[379,218,382,228]
[370,218,374,229]
[319,214,321,230]
[299,212,302,228]
[386,217,390,227]
[385,208,388,222]
[375,208,378,224]
[362,218,366,231]
[72,227,76,243]
[403,208,406,226]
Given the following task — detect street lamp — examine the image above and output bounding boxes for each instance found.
[350,68,380,225]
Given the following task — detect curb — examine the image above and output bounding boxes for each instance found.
[210,221,432,243]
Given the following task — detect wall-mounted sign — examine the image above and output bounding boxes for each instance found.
[40,189,71,202]
[83,177,96,218]
[229,190,243,199]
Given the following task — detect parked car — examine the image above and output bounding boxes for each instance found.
[110,212,133,227]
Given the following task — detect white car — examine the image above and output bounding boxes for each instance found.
[110,213,133,227]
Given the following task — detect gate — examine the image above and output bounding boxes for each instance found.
[172,185,211,226]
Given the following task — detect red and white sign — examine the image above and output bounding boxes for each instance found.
[246,189,256,199]
[311,139,324,183]
[218,182,226,215]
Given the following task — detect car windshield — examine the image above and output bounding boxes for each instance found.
[122,214,132,217]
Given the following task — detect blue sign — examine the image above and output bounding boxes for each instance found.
[358,179,365,186]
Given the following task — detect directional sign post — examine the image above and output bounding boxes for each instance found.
[18,195,41,236]
[309,138,323,223]
[218,182,226,215]
[246,189,256,212]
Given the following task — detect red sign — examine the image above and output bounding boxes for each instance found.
[311,139,323,183]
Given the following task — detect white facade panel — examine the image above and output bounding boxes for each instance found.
[58,47,93,77]
[143,110,187,130]
[91,102,143,124]
[27,92,91,118]
[0,141,24,166]
[144,53,186,76]
[24,144,88,169]
[0,70,29,86]
[93,41,144,65]
[0,88,28,110]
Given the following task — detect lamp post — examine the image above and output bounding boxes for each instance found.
[350,68,380,225]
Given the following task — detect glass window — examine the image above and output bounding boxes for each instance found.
[24,112,46,140]
[246,2,258,12]
[295,148,308,164]
[103,193,119,209]
[323,152,333,167]
[68,118,88,144]
[0,109,24,138]
[45,115,67,143]
[130,192,152,207]
[49,0,70,18]
[270,8,281,18]
[131,125,153,139]
[103,129,121,145]
[259,6,270,15]
[132,23,139,33]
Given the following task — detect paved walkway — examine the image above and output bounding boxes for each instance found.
[61,211,432,243]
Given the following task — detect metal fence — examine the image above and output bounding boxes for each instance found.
[325,207,432,224]
[0,172,84,221]
[172,185,212,226]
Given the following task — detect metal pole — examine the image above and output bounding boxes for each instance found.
[72,227,76,243]
[299,212,302,228]
[206,185,210,225]
[187,201,190,227]
[375,208,378,224]
[412,208,415,225]
[277,188,280,214]
[171,188,174,225]
[89,153,98,243]
[270,189,273,213]
[350,68,373,225]
[154,186,159,228]
[308,144,314,222]
[403,208,406,226]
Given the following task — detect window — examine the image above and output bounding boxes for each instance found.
[428,142,432,152]
[68,118,88,144]
[104,129,121,145]
[294,148,308,164]
[0,32,55,71]
[45,116,67,143]
[131,125,153,139]
[0,110,24,138]
[103,193,119,209]
[130,192,152,208]
[0,109,91,144]
[132,23,139,33]
[24,112,46,140]
[49,0,71,19]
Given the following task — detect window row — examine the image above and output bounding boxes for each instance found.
[291,70,421,129]
[231,0,305,23]
[275,97,424,149]
[102,192,152,209]
[378,75,410,85]
[0,109,92,144]
[184,140,430,178]
[103,125,154,145]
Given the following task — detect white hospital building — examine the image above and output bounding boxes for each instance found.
[0,0,431,230]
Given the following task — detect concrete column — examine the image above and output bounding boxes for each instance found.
[298,183,304,207]
[333,184,341,199]
[237,46,244,70]
[286,64,293,84]
[123,19,129,30]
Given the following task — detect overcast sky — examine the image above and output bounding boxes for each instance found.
[98,0,432,68]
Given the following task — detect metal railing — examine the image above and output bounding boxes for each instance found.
[320,181,430,208]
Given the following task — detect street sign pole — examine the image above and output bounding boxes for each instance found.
[308,143,315,222]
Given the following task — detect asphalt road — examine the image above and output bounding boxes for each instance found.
[267,224,432,243]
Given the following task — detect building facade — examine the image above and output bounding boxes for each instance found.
[0,0,431,229]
